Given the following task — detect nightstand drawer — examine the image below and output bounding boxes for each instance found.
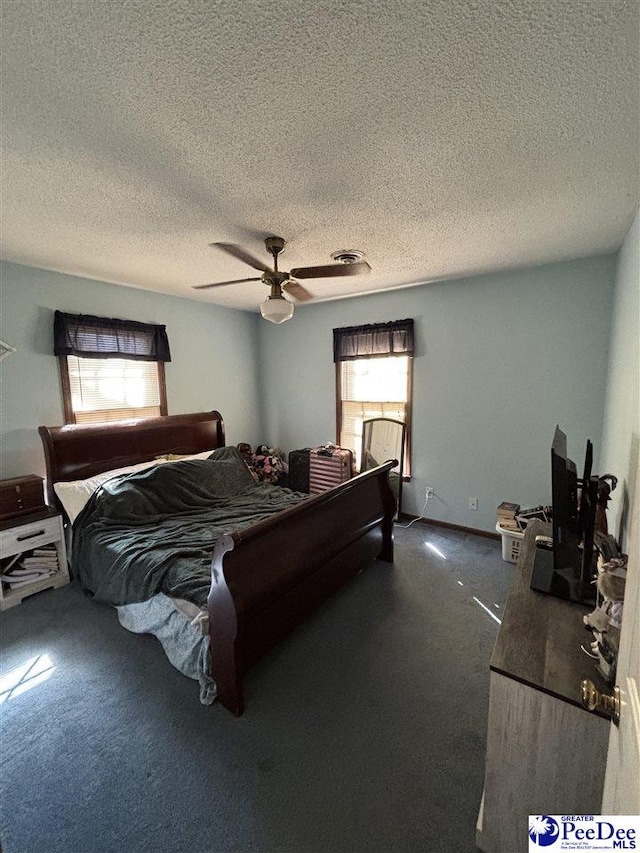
[0,515,61,557]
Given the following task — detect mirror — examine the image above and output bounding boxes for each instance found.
[361,418,406,517]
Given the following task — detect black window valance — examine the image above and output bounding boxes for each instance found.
[54,311,171,362]
[333,319,414,363]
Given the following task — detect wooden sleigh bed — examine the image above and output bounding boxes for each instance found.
[38,411,396,715]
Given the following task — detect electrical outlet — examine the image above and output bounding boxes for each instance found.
[425,486,434,499]
[468,497,478,511]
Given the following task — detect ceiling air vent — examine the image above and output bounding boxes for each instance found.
[330,249,366,264]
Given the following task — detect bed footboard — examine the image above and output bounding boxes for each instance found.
[207,460,396,715]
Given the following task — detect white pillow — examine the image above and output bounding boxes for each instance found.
[153,450,215,462]
[54,450,218,523]
[54,461,159,523]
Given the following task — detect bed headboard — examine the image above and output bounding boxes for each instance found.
[38,411,226,507]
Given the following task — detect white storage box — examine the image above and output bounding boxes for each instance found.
[496,522,525,563]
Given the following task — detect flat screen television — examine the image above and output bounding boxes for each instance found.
[530,425,597,605]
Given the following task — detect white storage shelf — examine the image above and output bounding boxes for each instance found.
[0,510,69,610]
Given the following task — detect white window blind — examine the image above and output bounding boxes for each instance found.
[339,356,409,469]
[67,356,162,424]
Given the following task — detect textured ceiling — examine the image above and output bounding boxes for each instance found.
[1,0,638,313]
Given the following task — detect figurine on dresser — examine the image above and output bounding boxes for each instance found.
[583,532,627,684]
[594,473,618,536]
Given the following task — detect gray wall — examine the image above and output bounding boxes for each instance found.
[259,255,617,532]
[0,254,619,534]
[600,211,640,550]
[0,261,263,479]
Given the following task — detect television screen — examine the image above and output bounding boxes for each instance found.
[550,426,579,572]
[530,426,596,605]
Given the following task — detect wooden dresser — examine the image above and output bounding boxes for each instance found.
[476,521,610,853]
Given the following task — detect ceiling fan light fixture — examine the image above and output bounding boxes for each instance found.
[260,294,294,324]
[202,237,371,310]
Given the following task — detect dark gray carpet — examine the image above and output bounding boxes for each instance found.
[0,524,513,853]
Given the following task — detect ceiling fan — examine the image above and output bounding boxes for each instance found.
[192,237,371,324]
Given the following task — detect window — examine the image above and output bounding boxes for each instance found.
[62,356,166,424]
[339,357,410,470]
[334,320,413,472]
[54,311,171,425]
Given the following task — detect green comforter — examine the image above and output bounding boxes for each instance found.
[71,447,307,607]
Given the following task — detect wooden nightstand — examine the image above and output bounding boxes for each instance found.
[0,508,69,610]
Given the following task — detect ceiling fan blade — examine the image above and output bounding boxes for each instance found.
[192,276,262,290]
[284,281,314,303]
[211,242,270,272]
[289,260,371,279]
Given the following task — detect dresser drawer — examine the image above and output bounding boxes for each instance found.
[0,515,62,558]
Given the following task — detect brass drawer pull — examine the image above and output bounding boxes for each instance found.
[581,679,620,725]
